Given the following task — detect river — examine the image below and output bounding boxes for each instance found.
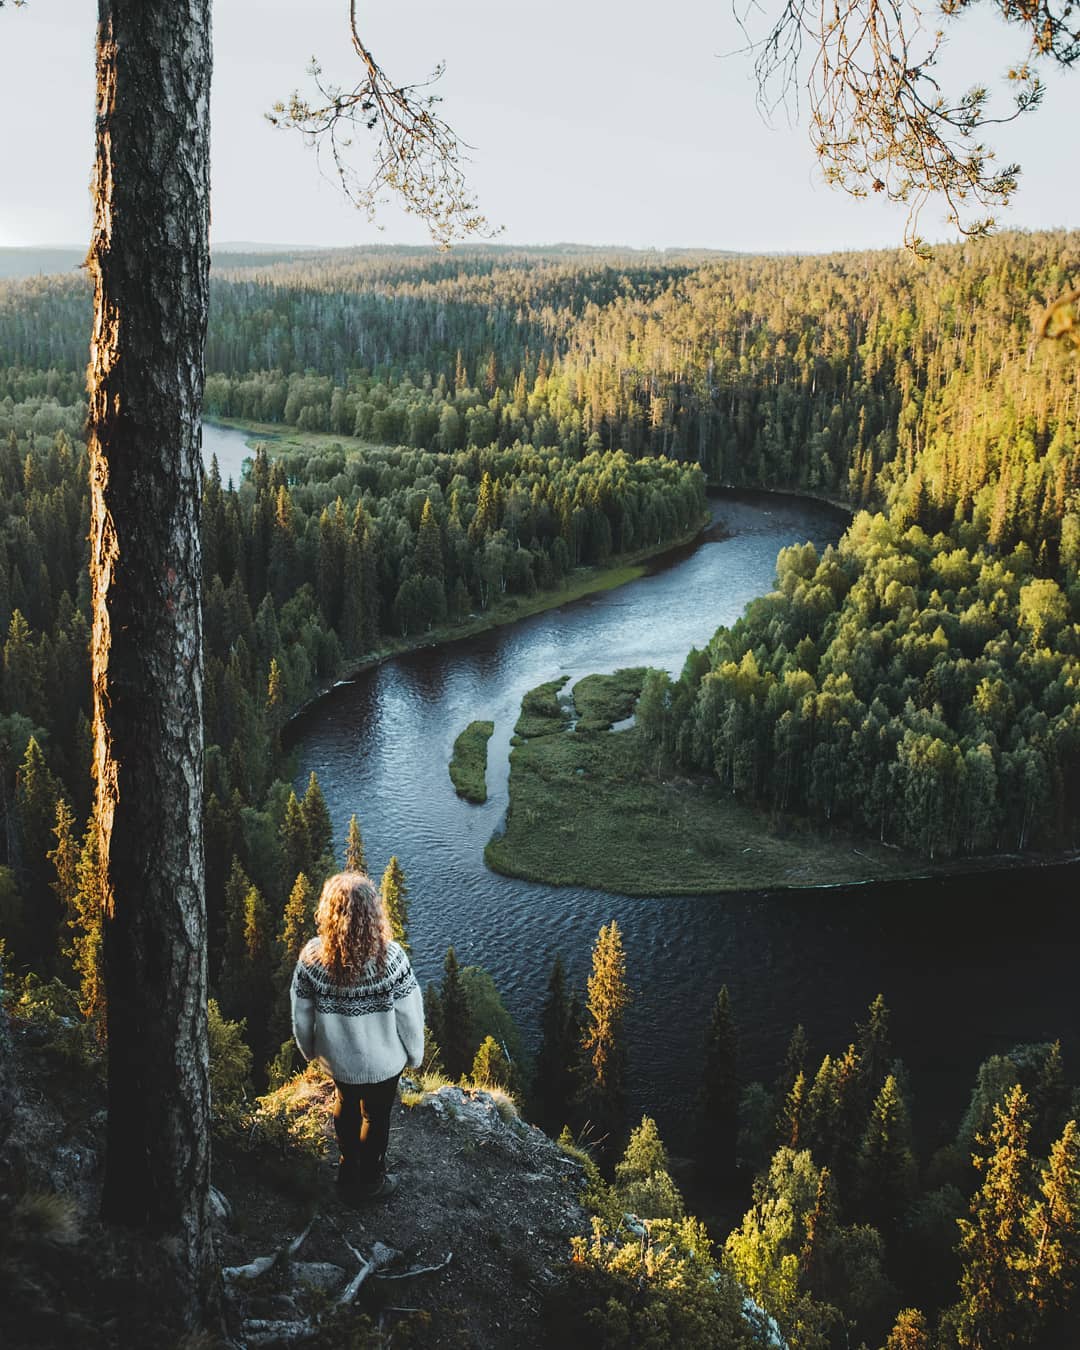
[210,422,1080,1154]
[201,420,255,485]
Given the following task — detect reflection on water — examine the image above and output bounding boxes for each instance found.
[289,493,1080,1151]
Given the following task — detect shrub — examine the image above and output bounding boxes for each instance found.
[208,999,253,1113]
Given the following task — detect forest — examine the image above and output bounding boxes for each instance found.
[0,235,1078,1345]
[3,235,1078,866]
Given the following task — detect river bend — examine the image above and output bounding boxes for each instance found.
[208,423,1080,1150]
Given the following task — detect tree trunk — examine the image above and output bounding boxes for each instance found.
[88,0,216,1325]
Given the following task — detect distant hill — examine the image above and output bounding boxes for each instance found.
[0,247,86,279]
[0,244,318,279]
[0,240,741,281]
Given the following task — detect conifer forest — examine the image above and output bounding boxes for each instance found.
[1,234,1079,1347]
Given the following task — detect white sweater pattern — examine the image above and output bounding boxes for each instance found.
[291,937,424,1085]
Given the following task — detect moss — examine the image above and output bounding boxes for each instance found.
[448,720,495,803]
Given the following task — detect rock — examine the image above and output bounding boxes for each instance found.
[242,1315,312,1345]
[293,1260,346,1292]
[369,1241,400,1269]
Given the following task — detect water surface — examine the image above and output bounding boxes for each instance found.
[201,421,253,485]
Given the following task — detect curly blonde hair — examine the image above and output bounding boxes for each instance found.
[313,872,390,982]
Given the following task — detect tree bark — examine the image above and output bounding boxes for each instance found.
[88,0,216,1323]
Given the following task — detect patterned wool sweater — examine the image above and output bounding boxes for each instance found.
[291,938,425,1086]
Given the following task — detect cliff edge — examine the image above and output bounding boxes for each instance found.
[0,1006,593,1348]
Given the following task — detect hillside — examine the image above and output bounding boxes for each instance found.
[0,1003,593,1349]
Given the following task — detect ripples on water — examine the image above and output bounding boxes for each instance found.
[290,491,1080,1153]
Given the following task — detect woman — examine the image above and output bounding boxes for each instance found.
[291,871,424,1203]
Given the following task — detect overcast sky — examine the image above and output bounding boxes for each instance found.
[1,0,1077,253]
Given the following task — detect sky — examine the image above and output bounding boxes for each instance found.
[0,0,1077,254]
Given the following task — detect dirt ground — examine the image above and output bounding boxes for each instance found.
[218,1080,592,1347]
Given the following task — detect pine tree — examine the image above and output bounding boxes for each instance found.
[774,1023,809,1139]
[243,882,270,966]
[266,657,285,757]
[855,992,892,1110]
[423,982,445,1064]
[614,1116,685,1221]
[1024,1118,1080,1336]
[827,1043,864,1189]
[697,984,739,1180]
[268,485,299,604]
[68,820,107,1029]
[240,880,274,1070]
[220,856,254,1015]
[279,791,311,898]
[581,920,630,1151]
[414,497,444,581]
[339,533,366,656]
[47,797,79,966]
[343,813,366,873]
[468,471,496,545]
[533,954,581,1135]
[380,855,409,951]
[14,735,63,968]
[3,609,43,722]
[439,946,472,1080]
[300,771,333,879]
[805,1053,837,1156]
[269,870,314,1046]
[855,1073,917,1235]
[277,872,313,975]
[951,1084,1036,1348]
[471,1035,511,1089]
[783,1070,809,1149]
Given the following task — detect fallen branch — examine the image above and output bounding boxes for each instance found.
[339,1255,374,1305]
[323,1218,400,1302]
[223,1218,315,1283]
[375,1250,453,1280]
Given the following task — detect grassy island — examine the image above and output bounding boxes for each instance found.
[513,677,571,740]
[449,720,496,803]
[486,672,933,894]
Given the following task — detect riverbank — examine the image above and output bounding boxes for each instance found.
[708,480,856,520]
[284,512,712,735]
[485,673,1075,895]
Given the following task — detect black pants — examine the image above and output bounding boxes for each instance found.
[333,1072,401,1183]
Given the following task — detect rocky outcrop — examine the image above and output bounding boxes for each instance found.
[0,1005,593,1350]
[217,1080,591,1347]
